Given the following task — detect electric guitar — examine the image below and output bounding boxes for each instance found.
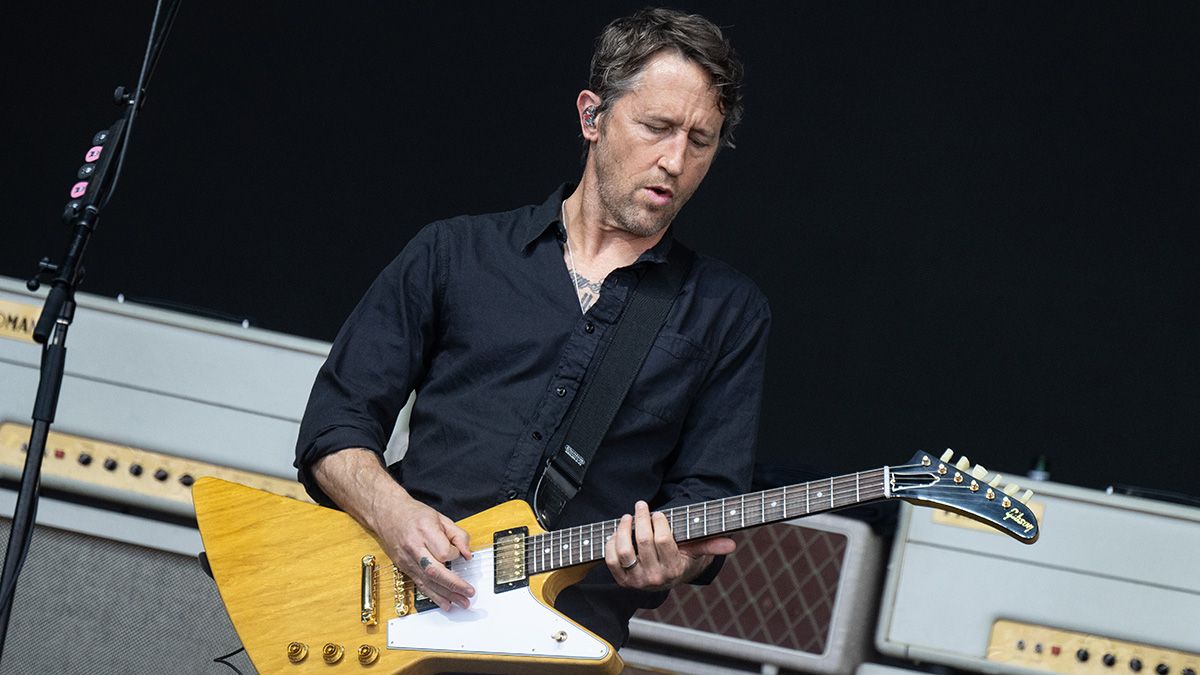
[193,449,1039,674]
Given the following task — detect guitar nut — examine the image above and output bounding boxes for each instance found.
[357,644,380,665]
[286,641,308,663]
[322,643,345,664]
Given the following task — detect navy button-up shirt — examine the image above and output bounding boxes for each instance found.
[295,185,770,646]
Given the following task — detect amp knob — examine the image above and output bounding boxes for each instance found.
[1131,658,1144,672]
[1078,649,1091,662]
[1156,665,1169,675]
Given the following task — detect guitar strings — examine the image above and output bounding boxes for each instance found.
[418,464,979,578]
[524,468,898,573]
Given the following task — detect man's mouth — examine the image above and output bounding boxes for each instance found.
[644,185,674,205]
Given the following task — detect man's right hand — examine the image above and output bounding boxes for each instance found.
[311,448,475,611]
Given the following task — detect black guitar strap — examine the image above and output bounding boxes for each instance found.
[533,242,694,528]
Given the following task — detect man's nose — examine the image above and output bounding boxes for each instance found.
[658,133,687,176]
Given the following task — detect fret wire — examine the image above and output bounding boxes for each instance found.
[531,470,891,572]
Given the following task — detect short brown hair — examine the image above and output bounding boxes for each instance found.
[589,7,745,149]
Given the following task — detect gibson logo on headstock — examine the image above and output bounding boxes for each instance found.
[1004,507,1036,533]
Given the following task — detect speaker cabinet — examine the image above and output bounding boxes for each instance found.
[0,502,249,673]
[624,513,884,674]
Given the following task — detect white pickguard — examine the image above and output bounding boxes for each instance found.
[386,548,609,661]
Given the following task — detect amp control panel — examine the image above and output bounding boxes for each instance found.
[988,620,1200,675]
[0,422,311,518]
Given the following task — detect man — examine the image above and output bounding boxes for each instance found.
[295,7,770,649]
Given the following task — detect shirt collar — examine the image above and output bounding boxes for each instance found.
[521,184,574,250]
[521,183,675,265]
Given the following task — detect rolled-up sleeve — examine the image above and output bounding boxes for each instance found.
[294,222,443,505]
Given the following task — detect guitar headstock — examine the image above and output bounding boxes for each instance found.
[889,449,1040,544]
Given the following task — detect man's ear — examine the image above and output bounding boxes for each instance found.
[577,90,602,142]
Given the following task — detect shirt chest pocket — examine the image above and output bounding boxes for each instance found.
[624,331,712,423]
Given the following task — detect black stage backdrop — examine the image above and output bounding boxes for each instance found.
[2,3,1197,498]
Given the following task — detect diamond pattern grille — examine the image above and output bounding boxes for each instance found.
[637,523,848,653]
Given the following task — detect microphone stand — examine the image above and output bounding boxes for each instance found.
[0,0,182,660]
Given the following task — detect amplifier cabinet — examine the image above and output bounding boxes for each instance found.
[624,512,884,674]
[876,480,1200,673]
[0,488,249,674]
[0,276,330,482]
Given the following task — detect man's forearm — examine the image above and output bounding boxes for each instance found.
[311,447,413,534]
[311,447,477,610]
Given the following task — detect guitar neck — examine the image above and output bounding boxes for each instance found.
[525,467,889,575]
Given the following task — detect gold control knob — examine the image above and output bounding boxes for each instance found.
[358,644,380,665]
[552,630,568,643]
[286,641,308,663]
[322,643,345,664]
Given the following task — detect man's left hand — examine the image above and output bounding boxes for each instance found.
[605,500,737,591]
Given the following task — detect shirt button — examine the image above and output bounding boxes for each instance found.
[555,386,567,397]
[532,431,543,441]
[584,321,595,333]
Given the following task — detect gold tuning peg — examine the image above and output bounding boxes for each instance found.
[1019,489,1034,504]
[955,456,971,471]
[940,449,955,463]
[989,474,1002,487]
[1003,483,1020,496]
[970,465,988,480]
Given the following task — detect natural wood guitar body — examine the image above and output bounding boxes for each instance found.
[193,477,621,674]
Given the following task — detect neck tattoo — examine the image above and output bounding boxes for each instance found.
[561,202,603,313]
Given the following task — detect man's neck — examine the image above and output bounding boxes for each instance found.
[562,181,668,274]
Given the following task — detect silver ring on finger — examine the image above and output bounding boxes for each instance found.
[621,557,639,570]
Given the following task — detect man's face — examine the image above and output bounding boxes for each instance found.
[590,51,724,237]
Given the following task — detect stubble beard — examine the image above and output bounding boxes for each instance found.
[592,138,678,238]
